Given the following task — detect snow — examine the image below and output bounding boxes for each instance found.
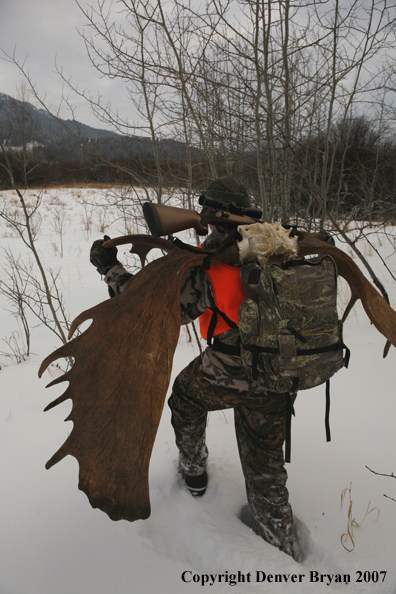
[1,186,396,594]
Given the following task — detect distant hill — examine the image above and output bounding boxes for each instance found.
[0,92,200,162]
[0,92,207,187]
[0,92,121,144]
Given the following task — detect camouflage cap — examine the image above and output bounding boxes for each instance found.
[205,177,251,209]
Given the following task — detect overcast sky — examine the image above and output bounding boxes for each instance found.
[0,0,129,129]
[1,0,395,133]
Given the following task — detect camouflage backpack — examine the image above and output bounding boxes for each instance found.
[237,254,350,461]
[238,254,349,394]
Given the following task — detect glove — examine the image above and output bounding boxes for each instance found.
[90,235,119,275]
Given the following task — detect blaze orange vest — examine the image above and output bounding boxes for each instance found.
[199,263,244,340]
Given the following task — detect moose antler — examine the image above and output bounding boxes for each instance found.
[39,232,396,522]
[39,235,238,521]
[297,237,396,348]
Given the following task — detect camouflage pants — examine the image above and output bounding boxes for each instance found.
[168,353,297,556]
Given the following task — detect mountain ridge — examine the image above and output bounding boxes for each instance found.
[0,92,124,143]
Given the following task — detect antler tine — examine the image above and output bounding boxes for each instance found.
[44,390,71,412]
[69,310,94,339]
[341,296,359,324]
[38,342,75,378]
[45,373,71,389]
[45,441,71,470]
[341,289,360,323]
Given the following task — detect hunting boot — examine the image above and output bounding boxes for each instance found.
[184,471,208,497]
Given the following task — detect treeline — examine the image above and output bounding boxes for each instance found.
[1,115,396,223]
[291,117,396,223]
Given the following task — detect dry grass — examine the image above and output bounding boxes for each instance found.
[16,182,134,191]
[47,195,67,207]
[340,483,380,552]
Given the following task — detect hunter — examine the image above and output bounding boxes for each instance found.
[90,177,301,560]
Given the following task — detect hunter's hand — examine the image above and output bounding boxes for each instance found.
[90,235,119,275]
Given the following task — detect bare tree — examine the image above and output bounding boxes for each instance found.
[0,249,31,358]
[0,133,71,358]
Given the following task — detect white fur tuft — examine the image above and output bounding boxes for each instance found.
[237,222,298,265]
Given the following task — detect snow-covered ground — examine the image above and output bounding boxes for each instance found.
[1,186,396,594]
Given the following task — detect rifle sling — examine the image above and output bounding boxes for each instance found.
[207,310,238,346]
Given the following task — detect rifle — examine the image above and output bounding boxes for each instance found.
[142,198,331,244]
[142,196,263,237]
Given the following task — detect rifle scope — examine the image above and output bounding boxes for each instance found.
[199,195,262,220]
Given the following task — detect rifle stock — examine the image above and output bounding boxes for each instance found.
[143,203,202,237]
[143,202,260,237]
